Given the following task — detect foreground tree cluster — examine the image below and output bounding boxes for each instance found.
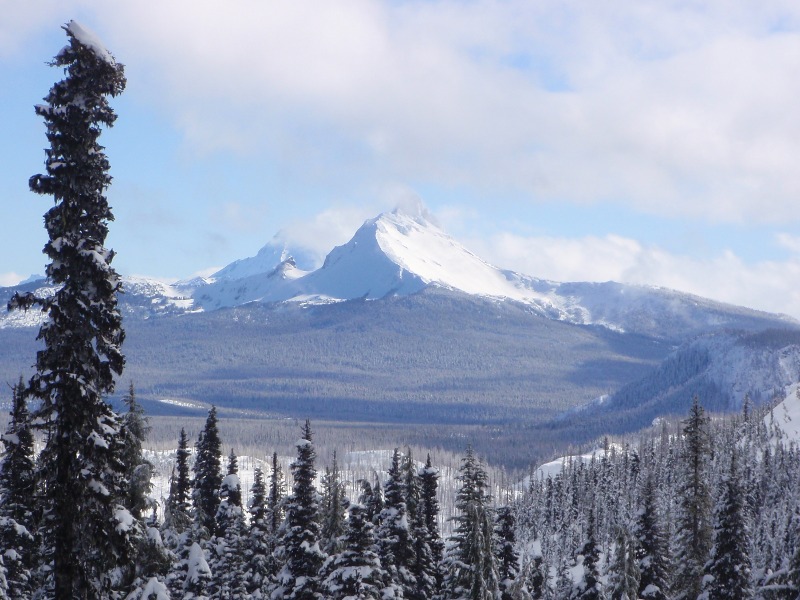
[515,395,800,599]
[0,393,532,600]
[153,414,527,600]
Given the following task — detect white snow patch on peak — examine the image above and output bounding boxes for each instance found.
[65,21,116,65]
[368,208,543,301]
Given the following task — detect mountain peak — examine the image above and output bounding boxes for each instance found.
[389,194,437,226]
[211,234,317,282]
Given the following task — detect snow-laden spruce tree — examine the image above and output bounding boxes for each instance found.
[163,428,193,545]
[419,454,444,594]
[574,507,603,600]
[358,476,384,526]
[377,448,418,599]
[8,20,141,599]
[320,503,388,600]
[265,452,286,582]
[673,396,713,600]
[700,451,752,600]
[210,449,247,600]
[245,467,270,597]
[407,453,437,600]
[442,446,501,600]
[607,527,639,600]
[320,451,348,556]
[193,406,223,539]
[272,420,325,600]
[121,383,155,522]
[495,506,528,600]
[635,469,669,600]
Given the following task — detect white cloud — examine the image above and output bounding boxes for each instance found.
[278,204,380,268]
[37,0,796,224]
[475,232,800,319]
[0,272,25,287]
[776,233,800,255]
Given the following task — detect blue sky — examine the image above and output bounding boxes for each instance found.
[2,1,800,317]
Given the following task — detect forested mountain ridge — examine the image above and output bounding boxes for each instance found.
[547,328,800,441]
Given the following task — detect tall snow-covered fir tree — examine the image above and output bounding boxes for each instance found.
[121,387,169,600]
[442,447,500,600]
[575,506,603,600]
[267,451,285,534]
[358,476,384,526]
[673,396,713,600]
[211,449,247,600]
[377,448,418,599]
[0,379,36,600]
[635,468,670,600]
[193,406,223,539]
[407,453,437,600]
[495,506,525,600]
[607,527,639,600]
[320,503,388,600]
[272,420,325,600]
[266,451,286,582]
[245,466,270,597]
[419,454,444,594]
[701,451,752,600]
[320,451,348,556]
[121,382,154,522]
[7,20,140,599]
[164,428,193,542]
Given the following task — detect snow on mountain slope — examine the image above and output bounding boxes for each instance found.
[593,329,800,427]
[190,202,797,339]
[211,236,318,281]
[193,258,309,310]
[298,205,556,302]
[120,276,198,316]
[766,383,800,445]
[194,203,565,312]
[0,275,198,328]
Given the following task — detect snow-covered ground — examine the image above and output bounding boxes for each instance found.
[765,383,800,444]
[146,443,515,535]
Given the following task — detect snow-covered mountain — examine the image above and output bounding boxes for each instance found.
[0,202,795,343]
[210,235,318,281]
[180,202,796,340]
[552,327,800,438]
[0,275,197,329]
[193,202,559,311]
